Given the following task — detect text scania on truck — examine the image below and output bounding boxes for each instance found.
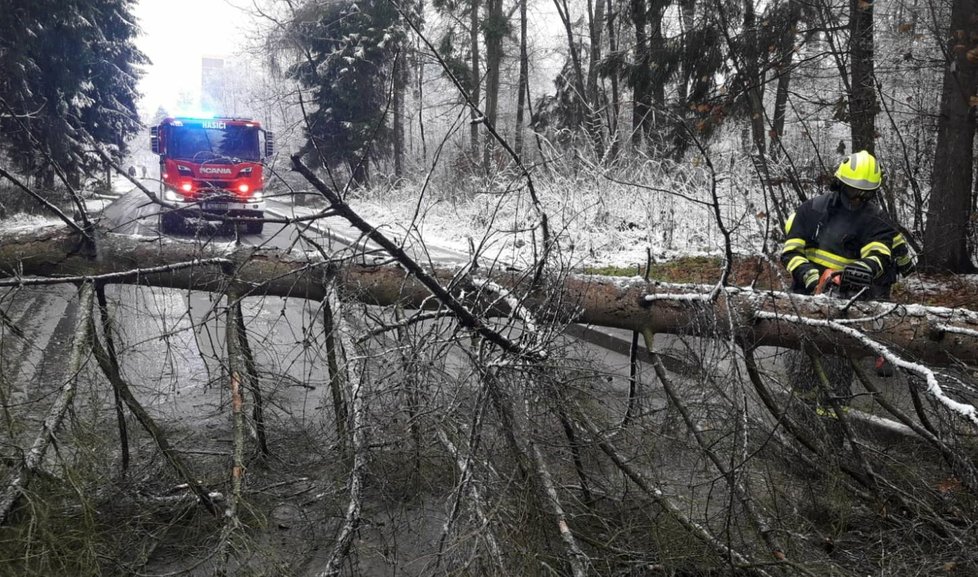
[150,117,274,234]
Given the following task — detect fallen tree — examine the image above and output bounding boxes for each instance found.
[2,222,977,369]
[3,217,978,575]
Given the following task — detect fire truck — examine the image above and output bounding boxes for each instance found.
[150,117,274,234]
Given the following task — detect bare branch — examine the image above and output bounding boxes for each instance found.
[0,282,95,525]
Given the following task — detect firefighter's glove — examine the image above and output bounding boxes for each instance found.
[801,269,819,294]
[841,262,873,289]
[896,255,916,278]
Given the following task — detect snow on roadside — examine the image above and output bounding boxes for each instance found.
[0,214,64,234]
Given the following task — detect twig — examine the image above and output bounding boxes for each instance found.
[524,393,590,577]
[0,282,95,525]
[575,409,775,577]
[91,319,220,515]
[220,292,251,572]
[0,165,92,242]
[231,298,269,457]
[849,359,978,490]
[755,310,978,428]
[0,258,233,287]
[292,156,542,361]
[318,280,366,577]
[642,328,794,566]
[95,283,130,473]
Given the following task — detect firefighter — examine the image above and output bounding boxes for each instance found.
[781,150,915,384]
[781,150,913,299]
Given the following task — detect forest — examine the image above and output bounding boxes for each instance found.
[1,0,978,575]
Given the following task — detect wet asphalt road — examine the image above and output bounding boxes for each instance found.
[94,181,469,265]
[2,185,668,444]
[2,185,805,455]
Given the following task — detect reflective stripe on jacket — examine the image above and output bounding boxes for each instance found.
[781,192,896,293]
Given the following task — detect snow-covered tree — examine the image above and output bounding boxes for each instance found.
[0,0,145,188]
[286,0,408,188]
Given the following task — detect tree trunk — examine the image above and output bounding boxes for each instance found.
[483,0,504,170]
[469,0,482,161]
[630,0,650,148]
[4,224,978,368]
[605,0,621,159]
[676,0,695,108]
[393,50,406,182]
[742,0,767,157]
[554,0,602,156]
[922,0,978,272]
[514,0,529,157]
[849,0,876,152]
[647,1,666,108]
[770,3,801,159]
[586,0,607,158]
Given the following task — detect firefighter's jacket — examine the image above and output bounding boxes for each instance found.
[781,192,899,294]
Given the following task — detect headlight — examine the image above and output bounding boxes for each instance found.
[251,191,263,202]
[163,188,184,202]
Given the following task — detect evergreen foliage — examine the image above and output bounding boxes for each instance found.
[287,0,407,186]
[0,0,145,187]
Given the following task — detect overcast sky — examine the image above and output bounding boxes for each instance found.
[133,0,251,117]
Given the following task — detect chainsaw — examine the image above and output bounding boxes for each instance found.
[814,269,868,300]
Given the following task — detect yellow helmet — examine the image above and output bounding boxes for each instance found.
[835,150,882,190]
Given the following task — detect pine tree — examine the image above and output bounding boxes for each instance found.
[0,0,145,189]
[287,0,407,188]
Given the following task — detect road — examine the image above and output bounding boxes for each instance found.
[0,183,917,575]
[3,184,905,436]
[95,180,469,264]
[1,184,655,430]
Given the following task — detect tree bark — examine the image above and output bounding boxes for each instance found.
[770,3,801,159]
[483,0,504,170]
[605,0,621,158]
[393,50,406,181]
[514,0,529,157]
[469,0,482,160]
[849,0,877,152]
[922,0,978,272]
[4,225,978,368]
[630,0,650,148]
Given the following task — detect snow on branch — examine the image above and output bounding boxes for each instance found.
[754,310,978,428]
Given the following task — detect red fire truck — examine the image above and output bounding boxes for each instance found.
[150,117,274,234]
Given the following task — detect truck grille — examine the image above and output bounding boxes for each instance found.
[199,180,233,191]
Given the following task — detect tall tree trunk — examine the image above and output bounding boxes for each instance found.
[483,0,504,169]
[554,0,603,156]
[770,3,801,159]
[469,0,482,160]
[515,0,529,157]
[647,2,666,107]
[742,0,767,157]
[393,51,406,181]
[605,0,621,158]
[676,0,695,106]
[849,0,876,152]
[586,0,607,159]
[922,0,978,272]
[630,0,650,148]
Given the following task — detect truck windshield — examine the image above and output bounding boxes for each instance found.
[168,124,260,162]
